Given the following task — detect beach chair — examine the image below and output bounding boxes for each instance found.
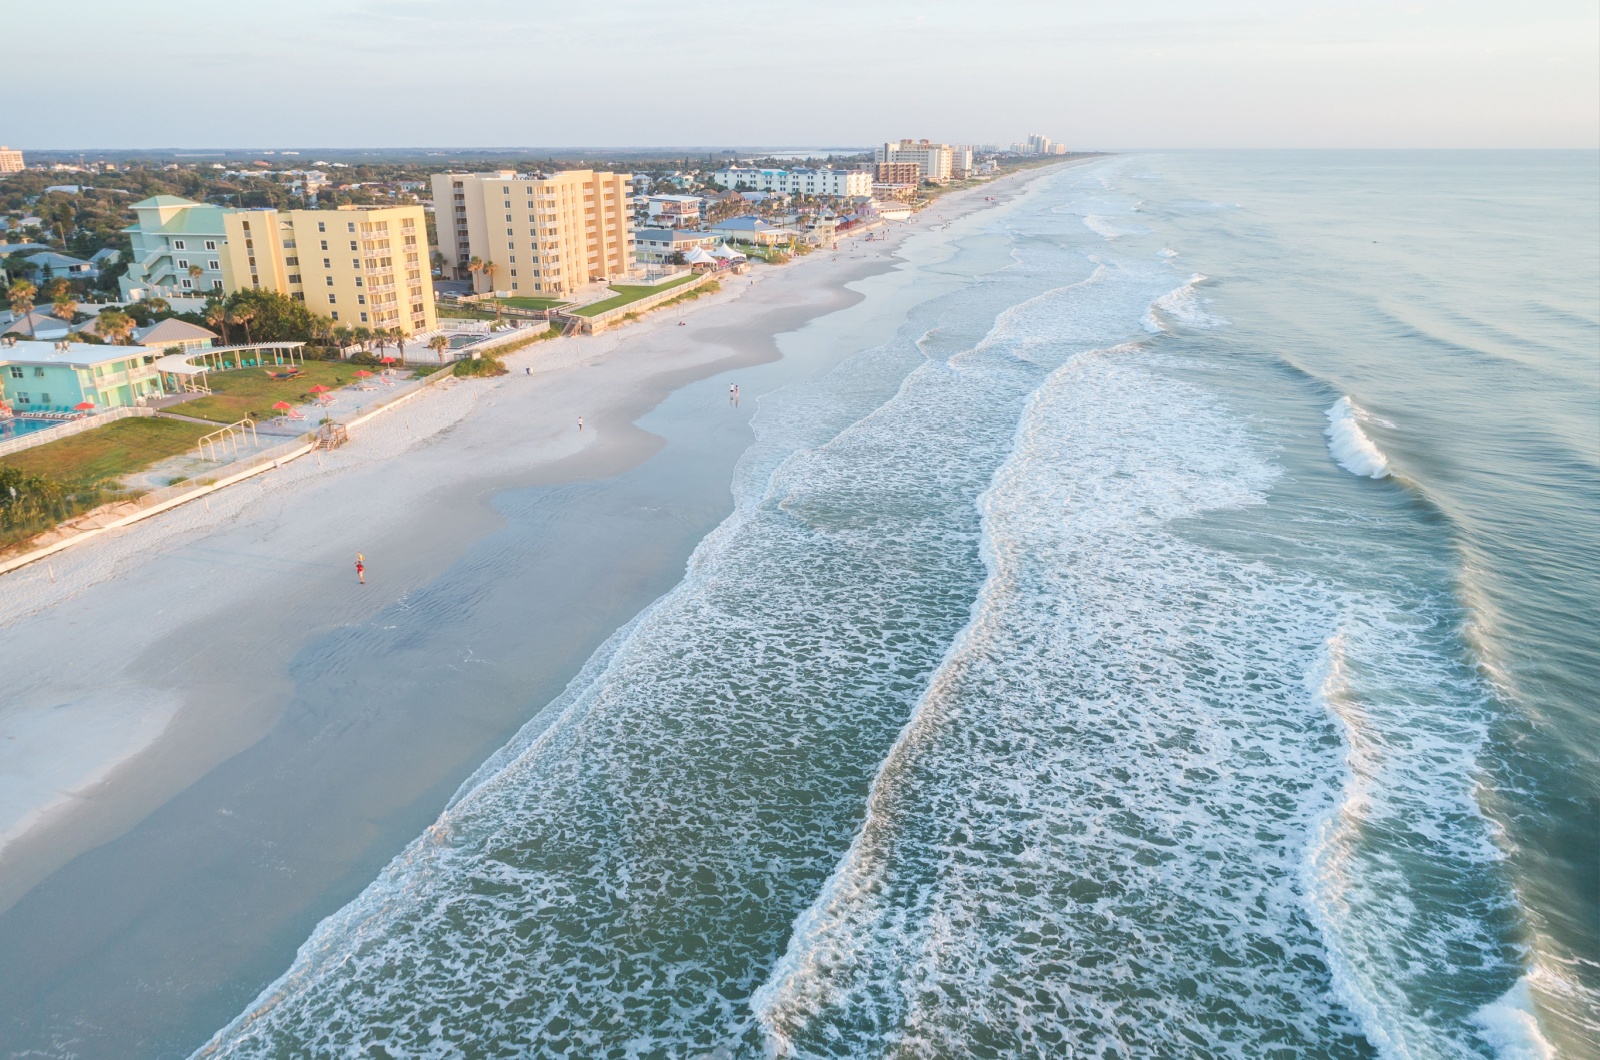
[284,408,308,421]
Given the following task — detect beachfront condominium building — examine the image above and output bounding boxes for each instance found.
[0,147,23,173]
[119,197,438,334]
[874,161,921,186]
[875,140,953,184]
[711,167,873,198]
[431,170,634,296]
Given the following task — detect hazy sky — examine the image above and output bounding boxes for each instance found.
[10,0,1597,150]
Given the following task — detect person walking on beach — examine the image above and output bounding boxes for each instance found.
[577,416,583,432]
[730,384,736,404]
[355,553,366,585]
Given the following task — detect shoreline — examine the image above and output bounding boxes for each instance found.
[0,164,1064,1056]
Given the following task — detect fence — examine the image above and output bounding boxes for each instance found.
[0,406,155,460]
[553,272,716,335]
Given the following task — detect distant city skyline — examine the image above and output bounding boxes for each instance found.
[8,0,1598,150]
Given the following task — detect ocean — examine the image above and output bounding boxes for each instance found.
[196,153,1598,1058]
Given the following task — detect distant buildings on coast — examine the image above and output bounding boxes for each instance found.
[2,132,1083,318]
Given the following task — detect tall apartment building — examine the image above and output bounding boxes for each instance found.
[431,170,633,296]
[949,145,975,180]
[0,146,23,173]
[119,196,437,334]
[875,140,953,184]
[711,167,872,198]
[874,161,921,186]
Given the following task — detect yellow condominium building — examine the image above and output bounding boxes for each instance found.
[0,146,23,173]
[121,198,437,335]
[432,170,634,296]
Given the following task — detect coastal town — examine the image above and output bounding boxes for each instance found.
[0,136,1081,562]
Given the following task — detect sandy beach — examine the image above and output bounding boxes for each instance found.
[0,168,1054,1056]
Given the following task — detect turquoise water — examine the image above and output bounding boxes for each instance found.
[0,417,65,440]
[198,153,1598,1057]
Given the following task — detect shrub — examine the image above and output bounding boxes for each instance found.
[452,354,507,377]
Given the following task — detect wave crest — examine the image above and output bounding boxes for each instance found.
[1324,397,1390,479]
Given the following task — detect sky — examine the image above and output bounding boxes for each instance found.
[8,0,1597,150]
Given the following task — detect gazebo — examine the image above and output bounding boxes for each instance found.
[154,341,306,395]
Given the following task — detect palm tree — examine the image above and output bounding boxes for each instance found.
[466,256,484,293]
[353,325,373,353]
[145,296,171,316]
[332,325,354,356]
[482,260,499,294]
[429,334,449,364]
[188,263,204,292]
[205,300,230,344]
[97,309,134,345]
[52,293,77,326]
[393,327,407,362]
[372,329,389,360]
[7,279,37,338]
[229,305,255,346]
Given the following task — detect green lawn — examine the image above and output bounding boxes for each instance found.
[175,361,366,423]
[437,304,497,320]
[491,296,569,311]
[1,417,212,484]
[573,274,698,317]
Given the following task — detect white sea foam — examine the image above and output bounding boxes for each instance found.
[1082,213,1124,240]
[1141,272,1229,332]
[1159,246,1179,259]
[1473,978,1556,1060]
[1324,396,1391,478]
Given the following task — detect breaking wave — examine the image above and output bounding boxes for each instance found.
[1324,396,1391,478]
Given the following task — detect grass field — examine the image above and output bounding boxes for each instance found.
[490,296,569,312]
[0,417,212,484]
[573,273,697,317]
[437,304,497,320]
[176,362,365,423]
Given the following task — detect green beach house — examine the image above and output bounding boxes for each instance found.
[0,339,165,413]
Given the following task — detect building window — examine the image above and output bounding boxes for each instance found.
[331,310,339,320]
[349,241,358,251]
[8,366,21,378]
[320,240,328,251]
[205,240,216,250]
[173,239,186,250]
[176,258,188,269]
[14,392,27,404]
[511,282,518,290]
[213,280,223,290]
[40,392,50,404]
[357,294,366,305]
[326,277,334,286]
[209,259,219,270]
[360,312,368,322]
[323,258,331,268]
[355,278,363,288]
[347,222,355,232]
[317,221,326,232]
[285,256,299,266]
[182,279,192,289]
[288,274,301,284]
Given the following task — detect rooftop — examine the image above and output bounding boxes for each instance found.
[0,340,150,368]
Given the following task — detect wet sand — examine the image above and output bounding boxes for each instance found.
[0,169,1054,1056]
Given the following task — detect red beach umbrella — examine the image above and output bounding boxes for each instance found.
[354,369,373,378]
[272,401,293,411]
[380,355,397,364]
[73,401,96,410]
[308,384,331,393]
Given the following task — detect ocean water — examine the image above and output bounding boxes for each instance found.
[197,153,1598,1058]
